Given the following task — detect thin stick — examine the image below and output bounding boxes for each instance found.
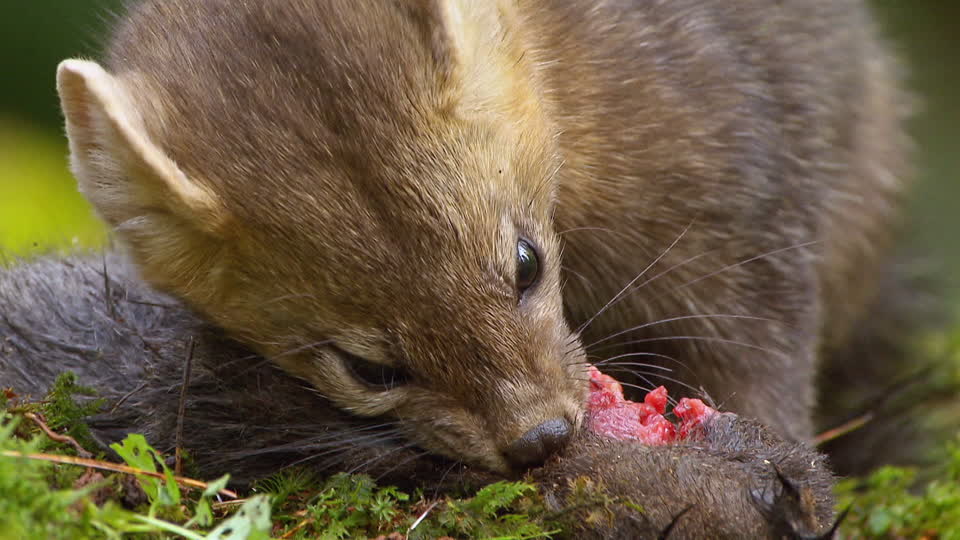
[175,337,196,476]
[24,412,92,459]
[0,450,238,499]
[813,412,874,446]
[407,500,441,535]
[102,255,115,319]
[109,382,148,414]
[279,517,316,539]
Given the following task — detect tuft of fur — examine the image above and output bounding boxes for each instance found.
[0,256,836,537]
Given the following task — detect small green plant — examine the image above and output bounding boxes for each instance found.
[303,473,411,539]
[836,437,960,539]
[253,471,556,540]
[40,372,106,453]
[0,409,271,540]
[252,466,317,511]
[0,412,103,540]
[414,479,558,540]
[111,434,183,512]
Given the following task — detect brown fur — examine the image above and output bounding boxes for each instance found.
[54,0,908,478]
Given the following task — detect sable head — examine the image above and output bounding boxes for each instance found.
[57,0,586,472]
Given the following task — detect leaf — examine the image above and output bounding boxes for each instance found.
[205,495,272,540]
[192,475,232,528]
[867,510,893,535]
[109,434,181,511]
[110,434,161,501]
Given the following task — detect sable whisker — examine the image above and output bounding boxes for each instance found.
[600,364,705,397]
[661,240,821,297]
[585,313,779,350]
[577,219,696,335]
[591,335,787,359]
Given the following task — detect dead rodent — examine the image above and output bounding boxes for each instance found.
[0,256,836,538]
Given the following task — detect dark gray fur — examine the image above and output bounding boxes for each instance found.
[1,255,837,537]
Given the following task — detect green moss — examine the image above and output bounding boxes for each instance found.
[39,372,106,454]
[252,467,317,512]
[0,413,99,540]
[836,437,960,538]
[259,472,555,540]
[832,316,960,538]
[411,479,557,540]
[0,411,271,540]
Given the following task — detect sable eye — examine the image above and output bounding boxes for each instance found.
[335,347,411,390]
[516,239,540,293]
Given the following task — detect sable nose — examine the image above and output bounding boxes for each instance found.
[503,417,573,469]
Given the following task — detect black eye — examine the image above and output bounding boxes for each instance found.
[516,239,540,293]
[335,347,411,390]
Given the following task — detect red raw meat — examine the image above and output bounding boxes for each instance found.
[586,366,716,444]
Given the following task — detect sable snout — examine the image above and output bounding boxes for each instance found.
[503,417,574,469]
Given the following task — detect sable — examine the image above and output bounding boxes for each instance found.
[0,0,930,536]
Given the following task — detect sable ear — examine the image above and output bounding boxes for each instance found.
[425,0,533,112]
[56,59,225,237]
[432,0,508,69]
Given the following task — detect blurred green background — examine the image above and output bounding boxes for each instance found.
[0,1,957,302]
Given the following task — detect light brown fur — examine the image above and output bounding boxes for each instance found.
[56,0,908,474]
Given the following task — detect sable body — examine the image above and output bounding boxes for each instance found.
[0,0,915,534]
[530,0,907,440]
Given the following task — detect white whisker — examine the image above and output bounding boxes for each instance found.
[585,313,779,350]
[577,219,696,334]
